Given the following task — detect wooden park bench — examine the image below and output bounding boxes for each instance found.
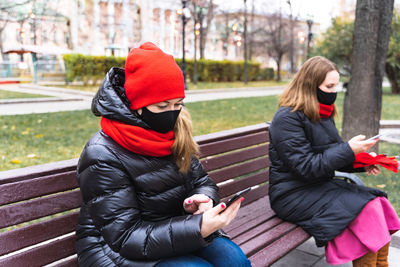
[0,122,311,267]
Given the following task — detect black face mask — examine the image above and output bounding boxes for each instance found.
[140,107,181,133]
[317,87,337,105]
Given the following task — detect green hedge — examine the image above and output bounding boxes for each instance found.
[63,54,274,84]
[63,54,125,85]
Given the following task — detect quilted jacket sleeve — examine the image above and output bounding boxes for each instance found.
[188,158,220,205]
[77,144,208,261]
[270,110,355,183]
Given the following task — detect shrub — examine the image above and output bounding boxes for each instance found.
[63,54,273,83]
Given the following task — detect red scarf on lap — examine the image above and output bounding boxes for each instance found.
[101,117,174,157]
[353,152,399,173]
[319,103,334,119]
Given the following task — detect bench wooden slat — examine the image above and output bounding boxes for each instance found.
[221,184,269,208]
[233,217,283,246]
[56,256,79,267]
[0,211,79,255]
[199,132,269,158]
[249,227,310,266]
[0,233,76,267]
[224,196,275,233]
[195,123,269,145]
[201,144,268,172]
[0,171,78,206]
[209,157,268,183]
[239,221,298,257]
[218,171,269,198]
[232,184,269,207]
[0,158,78,185]
[0,190,81,229]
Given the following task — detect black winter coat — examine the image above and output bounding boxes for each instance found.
[75,68,220,266]
[268,107,386,247]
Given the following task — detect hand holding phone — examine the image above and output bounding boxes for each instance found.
[367,134,383,141]
[225,187,251,208]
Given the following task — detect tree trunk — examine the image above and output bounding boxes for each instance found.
[276,56,281,81]
[342,0,394,152]
[200,0,214,59]
[385,63,400,94]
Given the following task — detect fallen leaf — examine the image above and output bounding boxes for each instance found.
[27,154,36,158]
[34,134,43,138]
[376,184,386,189]
[10,159,21,164]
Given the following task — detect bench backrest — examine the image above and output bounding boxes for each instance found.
[0,123,270,267]
[196,123,270,205]
[0,159,80,267]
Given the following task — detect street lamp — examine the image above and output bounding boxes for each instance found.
[306,17,313,59]
[287,0,295,73]
[177,0,191,90]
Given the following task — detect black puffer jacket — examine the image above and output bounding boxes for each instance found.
[75,68,219,266]
[268,107,386,247]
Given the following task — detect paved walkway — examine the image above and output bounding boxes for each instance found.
[0,83,285,115]
[272,233,400,266]
[1,83,400,266]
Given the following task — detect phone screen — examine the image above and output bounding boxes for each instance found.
[367,134,383,141]
[225,187,251,208]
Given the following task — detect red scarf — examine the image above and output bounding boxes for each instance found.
[354,152,399,173]
[319,103,334,119]
[101,117,175,157]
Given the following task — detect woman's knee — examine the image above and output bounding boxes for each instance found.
[156,255,213,267]
[197,237,251,267]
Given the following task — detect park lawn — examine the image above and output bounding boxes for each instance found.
[1,92,399,171]
[0,89,52,99]
[0,93,399,211]
[47,80,288,93]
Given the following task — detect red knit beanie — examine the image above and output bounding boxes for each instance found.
[124,42,185,110]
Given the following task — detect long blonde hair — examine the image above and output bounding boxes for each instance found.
[172,107,199,173]
[279,56,338,122]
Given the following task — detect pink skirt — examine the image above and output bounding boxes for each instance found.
[325,197,400,265]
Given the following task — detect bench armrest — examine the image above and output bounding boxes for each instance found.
[334,171,364,185]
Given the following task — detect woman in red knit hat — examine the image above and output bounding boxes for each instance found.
[75,42,251,267]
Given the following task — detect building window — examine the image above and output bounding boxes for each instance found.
[165,10,171,25]
[153,8,160,24]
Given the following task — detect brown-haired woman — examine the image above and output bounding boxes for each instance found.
[268,56,400,266]
[75,42,251,267]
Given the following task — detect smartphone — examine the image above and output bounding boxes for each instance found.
[367,134,383,141]
[225,187,251,208]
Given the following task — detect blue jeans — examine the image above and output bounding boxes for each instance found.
[156,237,251,267]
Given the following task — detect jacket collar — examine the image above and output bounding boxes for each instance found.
[91,67,149,128]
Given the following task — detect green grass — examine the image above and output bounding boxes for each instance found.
[333,90,400,129]
[1,92,398,170]
[0,89,51,99]
[187,80,288,90]
[0,111,101,170]
[47,80,288,93]
[359,142,400,212]
[188,95,280,135]
[1,93,399,212]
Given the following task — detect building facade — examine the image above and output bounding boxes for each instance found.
[1,0,323,73]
